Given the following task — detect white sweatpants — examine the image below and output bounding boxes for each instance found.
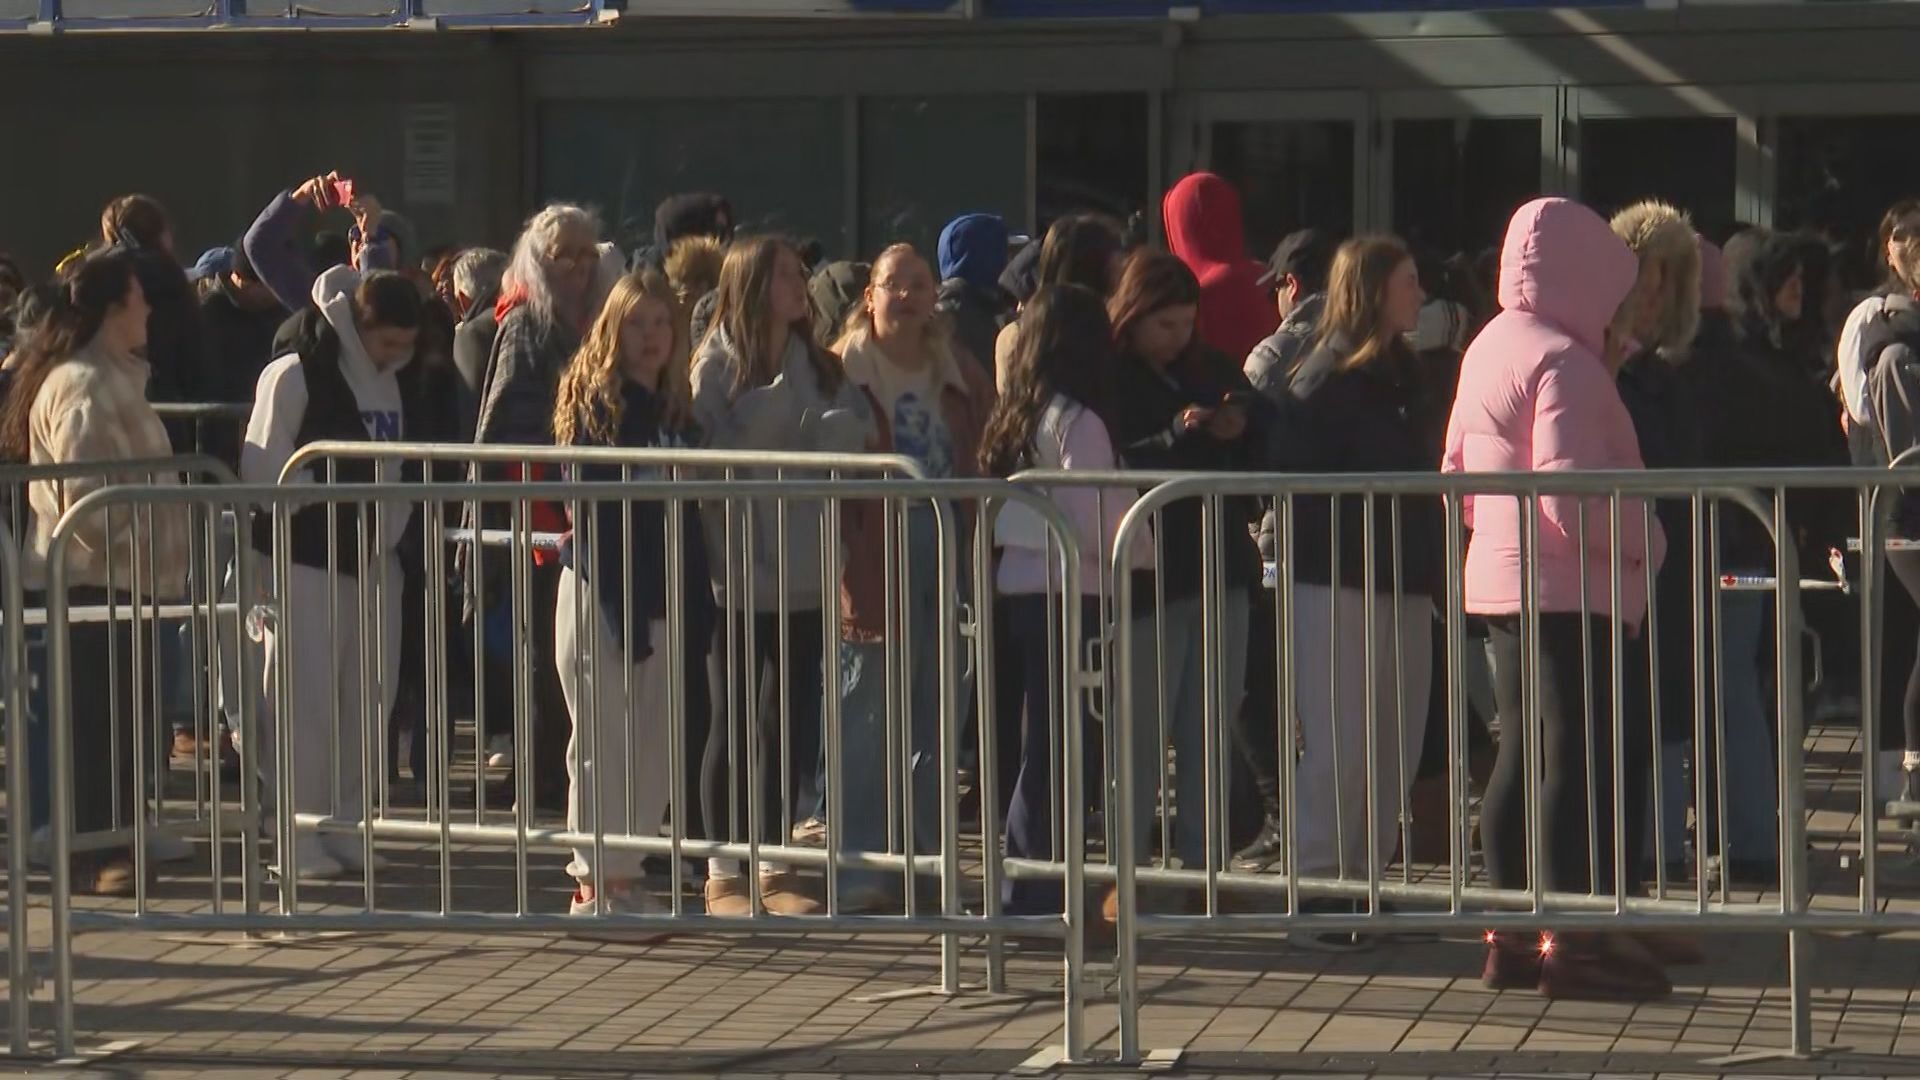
[556,567,671,884]
[1291,583,1434,881]
[260,558,403,857]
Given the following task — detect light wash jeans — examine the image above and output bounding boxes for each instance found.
[834,509,951,897]
[1655,590,1778,870]
[1126,588,1251,870]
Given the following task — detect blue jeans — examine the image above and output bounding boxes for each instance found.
[1002,593,1101,914]
[834,510,949,896]
[1656,590,1778,868]
[1127,589,1250,869]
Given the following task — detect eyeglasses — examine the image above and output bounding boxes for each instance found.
[873,278,933,298]
[548,246,599,267]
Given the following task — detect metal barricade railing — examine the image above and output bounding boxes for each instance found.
[150,403,253,465]
[34,458,1920,1068]
[38,475,1095,1062]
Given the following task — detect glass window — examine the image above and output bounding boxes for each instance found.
[1037,94,1150,239]
[1776,115,1920,290]
[539,98,846,257]
[1580,117,1737,240]
[1392,117,1542,257]
[859,95,1027,258]
[1208,119,1355,259]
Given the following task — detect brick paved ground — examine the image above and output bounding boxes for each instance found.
[10,725,1920,1078]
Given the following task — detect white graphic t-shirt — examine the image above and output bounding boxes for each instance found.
[869,354,955,478]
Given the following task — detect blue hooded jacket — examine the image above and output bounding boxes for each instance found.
[937,213,1009,293]
[936,214,1013,377]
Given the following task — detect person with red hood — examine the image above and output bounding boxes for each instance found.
[1163,173,1279,363]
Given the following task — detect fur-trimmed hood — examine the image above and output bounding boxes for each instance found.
[664,235,726,308]
[1610,201,1701,359]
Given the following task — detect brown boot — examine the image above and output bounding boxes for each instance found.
[704,875,752,917]
[757,871,822,916]
[1481,930,1543,991]
[1539,931,1672,1001]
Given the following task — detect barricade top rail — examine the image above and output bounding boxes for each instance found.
[1016,465,1920,495]
[0,454,238,486]
[281,440,928,483]
[150,403,253,420]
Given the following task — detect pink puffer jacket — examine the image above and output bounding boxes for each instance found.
[1442,197,1667,627]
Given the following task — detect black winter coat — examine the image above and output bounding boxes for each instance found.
[936,278,1010,383]
[1110,345,1264,600]
[1277,336,1446,598]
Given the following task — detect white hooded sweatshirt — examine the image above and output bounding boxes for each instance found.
[241,264,412,552]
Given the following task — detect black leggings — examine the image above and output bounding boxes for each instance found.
[700,609,824,852]
[1481,614,1651,896]
[1886,550,1920,754]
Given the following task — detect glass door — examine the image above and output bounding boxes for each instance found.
[1568,85,1761,242]
[1376,88,1562,260]
[1171,91,1370,258]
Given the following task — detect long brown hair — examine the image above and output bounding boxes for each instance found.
[0,248,141,462]
[1316,234,1414,372]
[1107,248,1200,356]
[978,284,1115,477]
[554,269,692,446]
[700,235,842,398]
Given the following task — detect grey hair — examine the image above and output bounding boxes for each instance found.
[451,247,507,307]
[503,203,602,326]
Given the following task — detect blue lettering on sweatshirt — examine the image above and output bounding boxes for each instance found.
[363,411,403,441]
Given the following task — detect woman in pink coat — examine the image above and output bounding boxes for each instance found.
[1442,197,1668,1001]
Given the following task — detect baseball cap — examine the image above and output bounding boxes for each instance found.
[1259,228,1335,293]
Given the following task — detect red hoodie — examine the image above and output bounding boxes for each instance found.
[1163,173,1279,363]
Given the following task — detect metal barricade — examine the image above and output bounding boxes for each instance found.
[150,403,253,465]
[1089,466,1866,1065]
[39,475,1096,1063]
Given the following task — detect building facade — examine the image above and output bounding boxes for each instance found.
[3,2,1917,283]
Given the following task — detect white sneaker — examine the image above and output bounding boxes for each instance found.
[273,840,347,880]
[324,835,388,873]
[486,735,514,769]
[147,831,195,863]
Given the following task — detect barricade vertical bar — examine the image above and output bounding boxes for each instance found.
[1608,495,1626,911]
[129,509,151,916]
[273,496,299,912]
[1646,507,1667,897]
[775,473,792,848]
[1708,501,1731,904]
[1575,500,1598,892]
[1114,529,1141,1064]
[1776,492,1812,1056]
[935,498,962,994]
[2,520,28,1056]
[1859,489,1880,913]
[974,506,1006,992]
[237,502,263,933]
[741,497,763,911]
[1201,494,1222,912]
[1521,494,1545,913]
[1689,496,1710,905]
[823,477,844,917]
[511,496,533,916]
[1441,492,1467,913]
[1389,496,1411,888]
[1056,498,1086,1064]
[428,497,452,915]
[1361,490,1380,915]
[1280,494,1301,921]
[48,523,76,1056]
[665,475,687,916]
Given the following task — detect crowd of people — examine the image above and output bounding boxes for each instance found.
[8,163,1920,1004]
